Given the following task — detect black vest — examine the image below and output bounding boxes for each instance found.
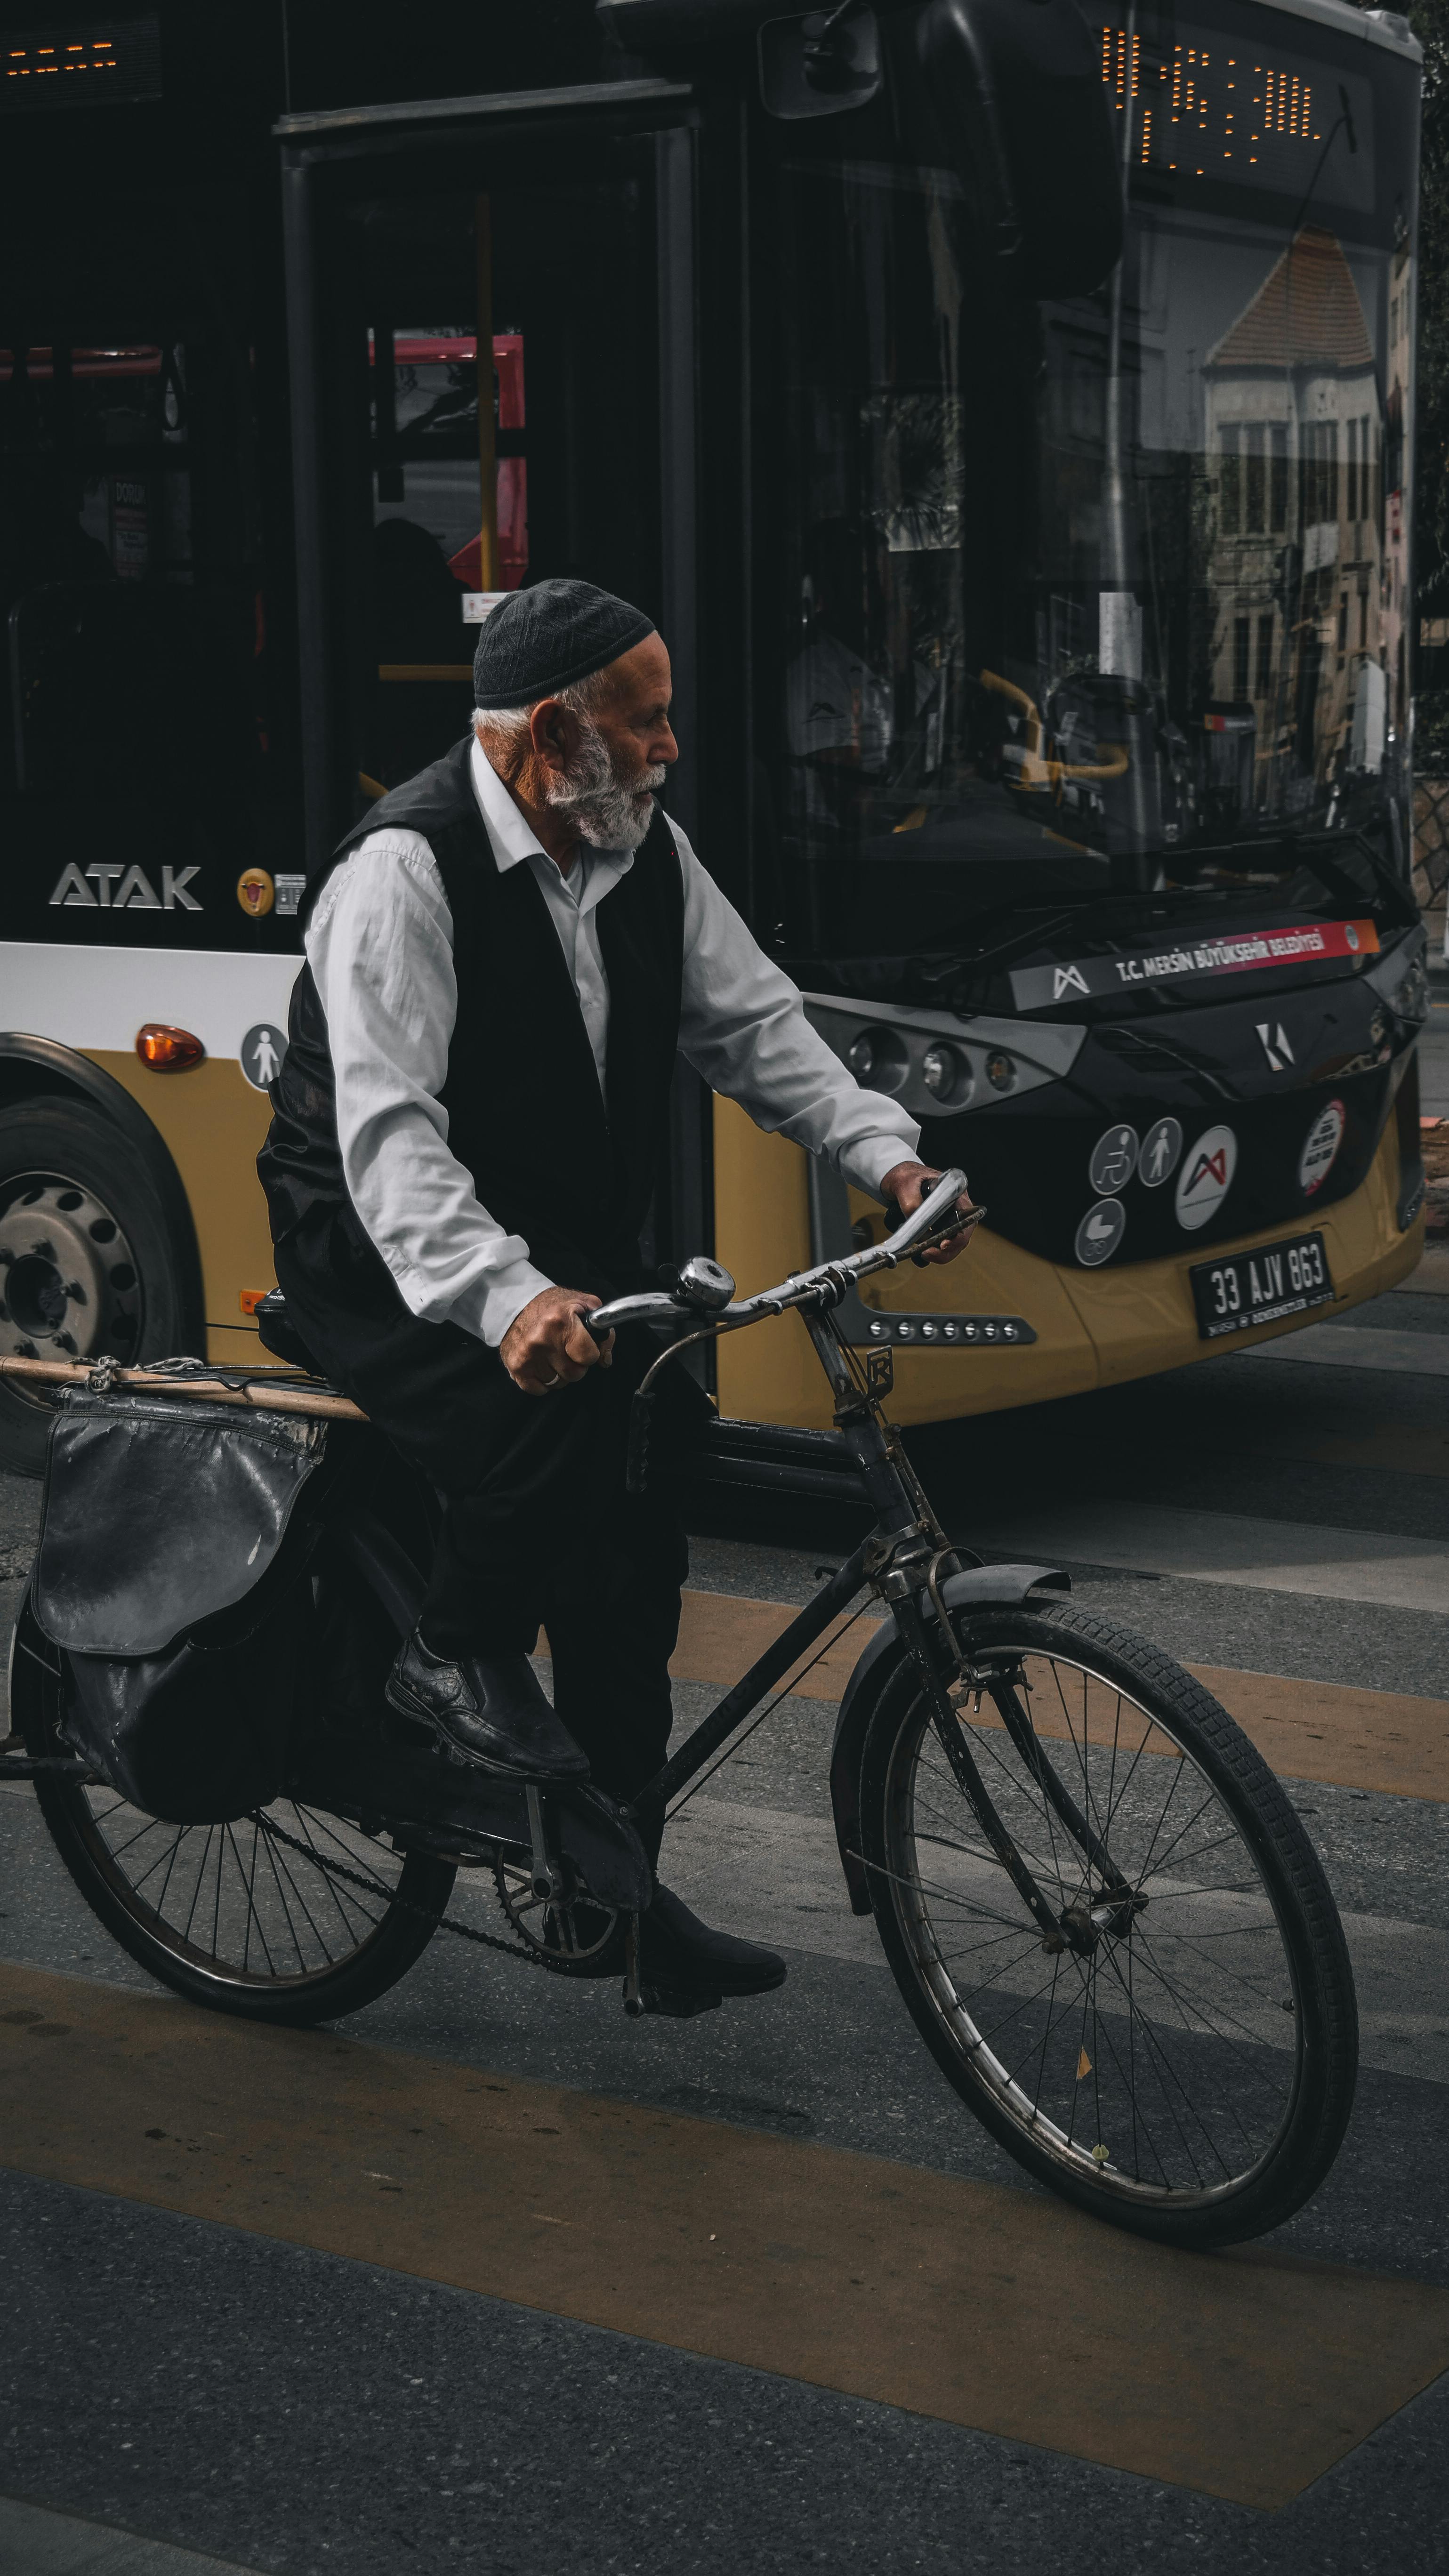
[259,739,685,1304]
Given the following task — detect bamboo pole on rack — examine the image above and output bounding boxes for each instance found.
[0,1355,366,1425]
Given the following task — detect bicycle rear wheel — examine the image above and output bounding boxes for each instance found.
[15,1606,454,2025]
[858,1604,1357,2246]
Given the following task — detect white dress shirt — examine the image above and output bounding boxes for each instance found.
[305,736,920,1347]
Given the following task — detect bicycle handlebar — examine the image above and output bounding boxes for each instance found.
[582,1167,976,1345]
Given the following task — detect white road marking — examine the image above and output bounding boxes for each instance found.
[0,2493,262,2576]
[958,1502,1449,1614]
[1242,1323,1449,1377]
[663,1795,1449,2081]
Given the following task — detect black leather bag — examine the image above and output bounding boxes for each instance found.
[32,1388,330,1823]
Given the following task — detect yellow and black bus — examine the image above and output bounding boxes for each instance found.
[0,0,1429,1473]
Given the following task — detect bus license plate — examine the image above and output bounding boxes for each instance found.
[1190,1232,1334,1340]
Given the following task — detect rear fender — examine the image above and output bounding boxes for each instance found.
[829,1563,1071,1915]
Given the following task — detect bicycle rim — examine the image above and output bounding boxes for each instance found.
[58,1779,422,1996]
[876,1627,1344,2225]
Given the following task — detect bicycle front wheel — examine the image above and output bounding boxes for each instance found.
[859,1605,1358,2246]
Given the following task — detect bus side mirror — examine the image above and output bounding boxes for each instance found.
[918,0,1124,300]
[759,6,882,121]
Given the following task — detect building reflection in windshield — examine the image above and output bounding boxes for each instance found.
[761,0,1416,961]
[1202,225,1388,829]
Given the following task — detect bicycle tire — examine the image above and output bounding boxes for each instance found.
[858,1602,1357,2246]
[15,1603,455,2027]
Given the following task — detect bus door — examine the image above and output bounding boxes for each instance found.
[276,84,700,878]
[276,81,709,1270]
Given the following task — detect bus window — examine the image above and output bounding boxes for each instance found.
[365,317,515,787]
[0,250,297,948]
[319,157,661,810]
[371,327,527,597]
[755,0,1417,979]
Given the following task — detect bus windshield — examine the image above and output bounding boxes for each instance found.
[757,0,1420,973]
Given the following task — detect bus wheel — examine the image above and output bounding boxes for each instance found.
[0,1093,199,1477]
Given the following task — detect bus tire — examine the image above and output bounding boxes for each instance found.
[0,1092,201,1477]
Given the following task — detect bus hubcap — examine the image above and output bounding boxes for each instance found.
[0,1176,141,1364]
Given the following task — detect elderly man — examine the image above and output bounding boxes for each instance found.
[261,580,968,2002]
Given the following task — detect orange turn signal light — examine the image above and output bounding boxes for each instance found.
[136,1022,206,1072]
[238,1289,270,1316]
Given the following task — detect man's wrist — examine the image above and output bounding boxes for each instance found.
[476,1262,556,1349]
[847,1134,924,1199]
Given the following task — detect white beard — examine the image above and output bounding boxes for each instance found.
[544,716,666,852]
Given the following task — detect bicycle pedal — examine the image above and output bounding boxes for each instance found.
[637,1983,723,2020]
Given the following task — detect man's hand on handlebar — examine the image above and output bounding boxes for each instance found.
[879,1160,976,1265]
[500,1285,614,1396]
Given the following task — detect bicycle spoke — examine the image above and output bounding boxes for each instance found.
[883,1633,1313,2211]
[258,1820,350,1967]
[77,1774,407,1985]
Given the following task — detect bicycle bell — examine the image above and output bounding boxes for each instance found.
[674,1255,736,1312]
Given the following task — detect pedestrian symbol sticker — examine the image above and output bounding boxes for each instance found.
[1140,1117,1183,1189]
[241,1024,286,1092]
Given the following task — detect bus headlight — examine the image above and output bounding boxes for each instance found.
[804,993,1087,1117]
[921,1042,971,1103]
[848,1025,909,1090]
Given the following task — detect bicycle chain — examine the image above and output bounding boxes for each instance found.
[256,1810,587,1975]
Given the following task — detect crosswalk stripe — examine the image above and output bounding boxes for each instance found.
[1186,1665,1449,1803]
[1242,1324,1449,1376]
[0,2493,261,2575]
[639,1592,1449,1803]
[960,1503,1448,1614]
[653,1794,1449,2082]
[1240,1424,1449,1478]
[3,1957,1447,2513]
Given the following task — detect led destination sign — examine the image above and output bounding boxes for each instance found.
[1011,918,1380,1011]
[0,16,160,111]
[1100,6,1374,209]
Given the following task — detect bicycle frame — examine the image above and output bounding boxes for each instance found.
[3,1167,1099,1982]
[592,1174,1104,1959]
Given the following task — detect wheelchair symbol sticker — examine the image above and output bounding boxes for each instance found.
[241,1024,287,1092]
[1088,1123,1138,1195]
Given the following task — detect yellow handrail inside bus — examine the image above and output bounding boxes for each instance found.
[980,670,1129,794]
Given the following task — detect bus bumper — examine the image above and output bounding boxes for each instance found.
[871,1108,1424,1427]
[715,1103,1424,1431]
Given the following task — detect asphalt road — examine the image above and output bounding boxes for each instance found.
[1,1248,1447,2576]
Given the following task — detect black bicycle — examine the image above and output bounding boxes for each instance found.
[8,1172,1358,2248]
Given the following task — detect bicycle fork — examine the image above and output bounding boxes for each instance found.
[893,1588,1144,1957]
[803,1307,1121,1959]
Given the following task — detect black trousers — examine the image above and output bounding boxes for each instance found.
[276,1209,700,1851]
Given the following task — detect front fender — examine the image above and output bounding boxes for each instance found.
[829,1562,1071,1916]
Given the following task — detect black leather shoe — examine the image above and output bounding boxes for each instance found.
[640,1881,787,1999]
[385,1631,589,1782]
